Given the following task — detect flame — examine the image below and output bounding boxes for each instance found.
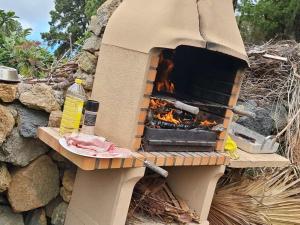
[157,110,181,125]
[155,51,175,93]
[150,99,167,109]
[156,80,175,93]
[200,120,217,127]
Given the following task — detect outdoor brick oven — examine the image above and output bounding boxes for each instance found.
[92,0,249,153]
[37,1,289,225]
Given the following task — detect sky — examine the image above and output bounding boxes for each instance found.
[0,0,55,42]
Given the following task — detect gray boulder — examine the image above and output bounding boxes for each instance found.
[18,83,60,113]
[51,202,68,225]
[0,163,11,192]
[88,0,122,36]
[0,206,24,225]
[268,103,288,131]
[82,35,102,53]
[237,107,275,136]
[77,52,97,74]
[12,102,49,138]
[0,128,49,167]
[73,70,94,90]
[24,208,47,225]
[7,155,60,212]
[0,105,15,144]
[45,196,63,218]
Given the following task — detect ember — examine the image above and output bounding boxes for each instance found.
[200,120,217,128]
[150,98,167,109]
[147,97,217,131]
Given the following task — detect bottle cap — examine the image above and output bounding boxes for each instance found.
[75,79,83,84]
[86,100,100,112]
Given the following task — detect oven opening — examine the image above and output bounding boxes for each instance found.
[142,46,241,152]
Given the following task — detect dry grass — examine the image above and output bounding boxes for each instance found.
[240,40,300,163]
[209,167,300,225]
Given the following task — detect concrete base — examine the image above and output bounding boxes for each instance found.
[167,166,225,225]
[65,167,145,225]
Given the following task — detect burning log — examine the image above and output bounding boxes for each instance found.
[147,97,217,130]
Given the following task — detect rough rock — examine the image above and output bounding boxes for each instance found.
[51,202,68,225]
[24,208,47,225]
[0,83,18,102]
[17,83,32,98]
[60,187,72,203]
[82,35,102,52]
[62,169,76,192]
[269,103,288,131]
[0,194,9,205]
[73,70,94,90]
[77,52,97,74]
[0,163,11,192]
[0,206,24,225]
[19,83,60,113]
[88,0,122,36]
[0,128,49,166]
[236,107,275,136]
[48,111,62,128]
[8,155,60,212]
[0,105,15,144]
[13,103,49,138]
[45,197,63,218]
[53,90,65,107]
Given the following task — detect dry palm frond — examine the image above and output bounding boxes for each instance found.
[209,167,300,225]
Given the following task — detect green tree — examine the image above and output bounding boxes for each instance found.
[0,9,53,77]
[41,0,89,56]
[85,0,105,18]
[238,0,300,43]
[0,10,22,35]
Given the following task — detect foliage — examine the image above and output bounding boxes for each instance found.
[85,0,105,18]
[237,0,300,43]
[0,9,53,78]
[41,0,89,57]
[42,0,105,56]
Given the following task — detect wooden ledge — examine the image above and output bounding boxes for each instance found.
[228,149,290,168]
[38,127,229,171]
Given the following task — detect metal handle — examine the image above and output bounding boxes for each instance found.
[174,101,199,115]
[260,135,277,151]
[143,160,169,178]
[232,107,256,118]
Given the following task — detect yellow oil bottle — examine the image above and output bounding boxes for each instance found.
[59,79,86,135]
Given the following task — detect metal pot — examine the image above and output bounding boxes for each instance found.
[0,66,20,82]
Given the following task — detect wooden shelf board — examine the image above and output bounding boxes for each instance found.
[229,149,290,168]
[38,127,229,171]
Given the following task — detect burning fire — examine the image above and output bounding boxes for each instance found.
[156,81,175,93]
[157,110,181,125]
[155,50,175,93]
[150,99,167,109]
[200,120,217,127]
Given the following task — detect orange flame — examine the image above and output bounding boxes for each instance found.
[150,99,167,109]
[157,110,181,125]
[155,51,175,93]
[200,120,217,127]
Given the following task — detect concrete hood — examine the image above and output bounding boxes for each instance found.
[102,0,249,65]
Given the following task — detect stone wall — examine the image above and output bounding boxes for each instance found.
[0,82,76,225]
[0,1,122,224]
